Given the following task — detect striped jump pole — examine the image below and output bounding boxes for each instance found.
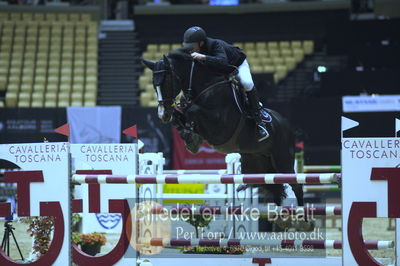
[148,205,342,217]
[72,173,339,185]
[303,184,340,192]
[140,238,393,250]
[163,169,228,174]
[303,165,341,173]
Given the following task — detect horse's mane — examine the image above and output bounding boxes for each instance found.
[168,48,193,61]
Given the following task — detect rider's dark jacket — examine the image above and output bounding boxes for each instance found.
[200,37,246,74]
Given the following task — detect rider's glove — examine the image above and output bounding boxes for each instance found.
[191,52,206,61]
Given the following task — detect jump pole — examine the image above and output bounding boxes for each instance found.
[71,173,339,185]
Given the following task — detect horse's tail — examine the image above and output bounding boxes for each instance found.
[288,125,305,206]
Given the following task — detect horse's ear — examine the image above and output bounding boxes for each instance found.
[163,55,171,69]
[142,58,155,71]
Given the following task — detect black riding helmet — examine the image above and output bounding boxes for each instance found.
[182,26,206,49]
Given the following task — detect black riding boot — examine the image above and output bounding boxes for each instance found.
[246,88,269,142]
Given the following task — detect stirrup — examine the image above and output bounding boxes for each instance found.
[259,108,272,123]
[257,124,270,142]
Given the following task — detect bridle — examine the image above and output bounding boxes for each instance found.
[153,62,182,109]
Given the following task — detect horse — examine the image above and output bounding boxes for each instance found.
[142,49,304,208]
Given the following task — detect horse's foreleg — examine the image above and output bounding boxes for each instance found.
[289,184,304,206]
[171,109,204,154]
[271,145,304,206]
[171,109,186,129]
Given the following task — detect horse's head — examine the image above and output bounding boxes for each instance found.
[142,55,181,123]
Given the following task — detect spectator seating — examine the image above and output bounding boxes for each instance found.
[139,41,313,107]
[0,12,98,108]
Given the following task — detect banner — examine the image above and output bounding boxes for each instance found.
[0,143,70,265]
[71,144,137,234]
[343,95,400,113]
[172,128,226,170]
[67,106,121,143]
[0,108,67,143]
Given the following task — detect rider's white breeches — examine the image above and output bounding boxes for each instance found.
[237,59,255,92]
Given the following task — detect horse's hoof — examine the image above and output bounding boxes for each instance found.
[236,184,249,192]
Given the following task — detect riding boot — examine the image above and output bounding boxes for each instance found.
[246,88,269,142]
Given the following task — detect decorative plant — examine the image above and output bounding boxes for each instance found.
[73,232,107,247]
[183,213,213,238]
[72,232,81,245]
[180,207,245,254]
[72,213,82,232]
[25,217,55,257]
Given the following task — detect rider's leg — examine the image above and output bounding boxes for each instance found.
[237,60,269,141]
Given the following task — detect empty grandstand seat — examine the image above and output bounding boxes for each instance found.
[291,40,302,49]
[267,41,278,50]
[244,42,255,50]
[85,83,97,92]
[272,57,284,65]
[71,93,83,106]
[263,65,275,73]
[246,50,257,57]
[59,83,71,93]
[275,65,288,82]
[0,12,8,21]
[46,83,58,95]
[5,92,17,107]
[256,49,268,57]
[269,46,280,55]
[0,75,6,90]
[284,56,296,71]
[33,84,45,92]
[251,65,263,74]
[233,42,243,48]
[280,48,292,57]
[0,11,100,107]
[255,42,267,50]
[84,91,96,104]
[73,83,84,93]
[293,48,305,63]
[80,13,92,21]
[31,92,44,107]
[45,92,57,107]
[159,44,171,53]
[6,83,19,93]
[139,76,151,90]
[58,92,71,107]
[20,83,32,92]
[140,92,153,106]
[18,92,31,107]
[279,41,290,49]
[303,40,314,55]
[171,44,181,50]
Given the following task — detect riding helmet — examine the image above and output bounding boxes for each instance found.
[182,26,206,49]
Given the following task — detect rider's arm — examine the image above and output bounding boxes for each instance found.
[204,42,231,72]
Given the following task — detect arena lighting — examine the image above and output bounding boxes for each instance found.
[317,66,327,73]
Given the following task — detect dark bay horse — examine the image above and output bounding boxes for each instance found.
[143,49,303,207]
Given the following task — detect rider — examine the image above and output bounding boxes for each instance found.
[182,26,269,141]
